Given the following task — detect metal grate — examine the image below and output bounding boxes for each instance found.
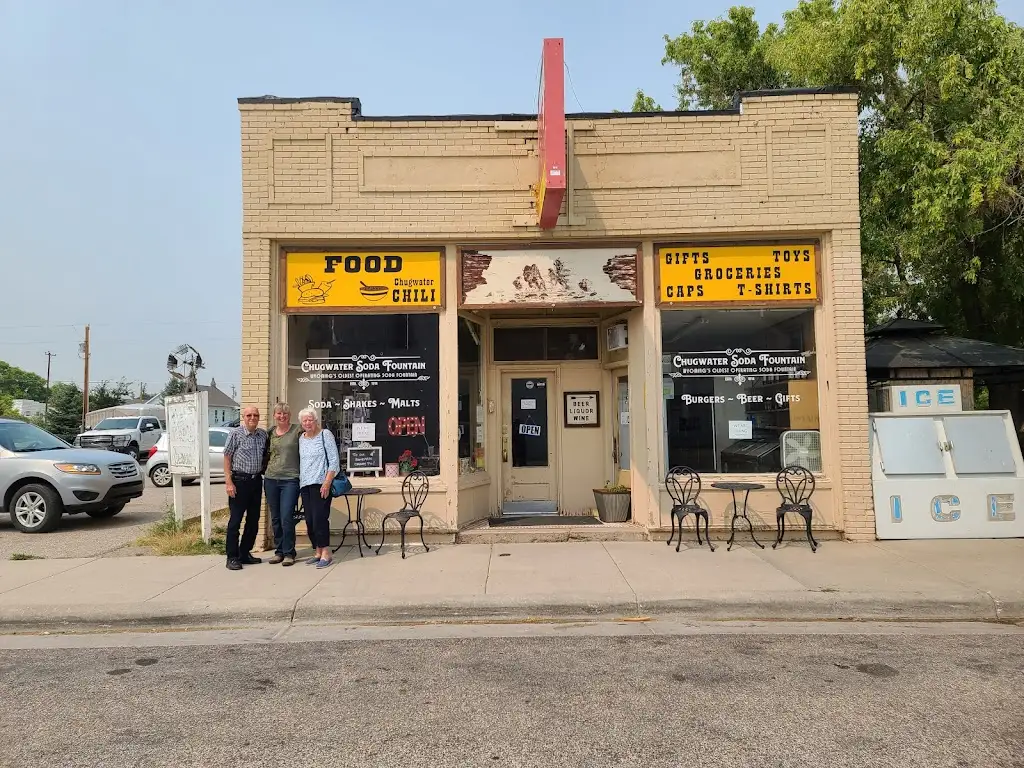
[780,430,823,473]
[108,462,138,479]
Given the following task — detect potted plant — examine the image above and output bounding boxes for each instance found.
[593,482,631,523]
[397,449,418,476]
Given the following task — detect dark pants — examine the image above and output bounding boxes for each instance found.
[300,484,332,549]
[264,477,299,557]
[226,475,262,561]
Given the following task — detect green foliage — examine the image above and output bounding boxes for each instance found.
[0,360,47,402]
[0,393,19,419]
[662,6,787,109]
[162,378,187,398]
[90,378,133,411]
[136,508,228,556]
[630,89,662,112]
[644,0,1024,346]
[45,382,83,443]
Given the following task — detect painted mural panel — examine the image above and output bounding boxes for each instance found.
[461,248,639,307]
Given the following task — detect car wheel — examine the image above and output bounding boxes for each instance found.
[86,503,126,519]
[125,443,140,461]
[149,464,172,488]
[9,484,64,533]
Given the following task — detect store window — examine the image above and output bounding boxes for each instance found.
[288,314,440,475]
[661,308,820,474]
[493,326,598,361]
[458,317,485,473]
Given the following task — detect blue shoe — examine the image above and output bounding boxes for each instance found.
[305,557,320,565]
[316,558,333,569]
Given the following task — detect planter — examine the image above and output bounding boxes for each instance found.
[593,489,631,523]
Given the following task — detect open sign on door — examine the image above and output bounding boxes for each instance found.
[519,423,542,437]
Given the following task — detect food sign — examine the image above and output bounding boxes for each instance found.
[284,250,443,310]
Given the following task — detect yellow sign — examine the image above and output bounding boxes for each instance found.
[658,244,818,304]
[284,250,443,310]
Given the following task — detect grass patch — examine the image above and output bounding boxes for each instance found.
[136,506,230,556]
[9,553,45,561]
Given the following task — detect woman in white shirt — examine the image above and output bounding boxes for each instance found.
[297,407,341,568]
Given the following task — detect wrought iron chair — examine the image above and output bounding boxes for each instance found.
[376,470,430,559]
[665,466,714,552]
[773,465,819,552]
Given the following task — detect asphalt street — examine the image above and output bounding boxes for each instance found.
[0,621,1021,767]
[0,473,228,560]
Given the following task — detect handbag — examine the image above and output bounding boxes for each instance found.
[321,431,352,497]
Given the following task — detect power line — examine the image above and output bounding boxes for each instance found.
[564,60,585,112]
[0,319,237,331]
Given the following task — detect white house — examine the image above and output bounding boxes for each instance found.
[12,399,45,419]
[202,380,240,426]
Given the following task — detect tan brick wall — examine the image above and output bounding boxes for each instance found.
[240,90,873,540]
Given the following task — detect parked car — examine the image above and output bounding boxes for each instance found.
[74,416,163,461]
[0,418,144,533]
[146,427,231,488]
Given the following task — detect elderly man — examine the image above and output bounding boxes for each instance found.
[223,406,269,571]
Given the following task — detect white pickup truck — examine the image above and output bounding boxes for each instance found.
[74,416,164,462]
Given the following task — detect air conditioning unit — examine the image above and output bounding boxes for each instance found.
[780,430,823,472]
[606,322,628,351]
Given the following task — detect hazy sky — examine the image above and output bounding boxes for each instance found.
[2,0,1022,401]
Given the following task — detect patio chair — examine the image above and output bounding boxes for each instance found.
[665,465,714,552]
[376,470,430,559]
[772,465,819,552]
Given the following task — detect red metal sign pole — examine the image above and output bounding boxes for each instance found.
[536,38,566,229]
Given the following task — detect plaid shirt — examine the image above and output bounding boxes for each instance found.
[224,426,269,476]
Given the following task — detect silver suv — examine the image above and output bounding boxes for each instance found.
[0,418,144,533]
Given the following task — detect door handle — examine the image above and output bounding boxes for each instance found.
[613,436,618,463]
[502,436,509,463]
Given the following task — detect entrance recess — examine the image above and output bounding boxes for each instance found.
[614,374,630,482]
[501,373,557,515]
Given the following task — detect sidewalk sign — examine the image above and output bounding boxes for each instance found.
[165,391,212,542]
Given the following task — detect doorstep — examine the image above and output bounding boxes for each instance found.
[456,518,649,544]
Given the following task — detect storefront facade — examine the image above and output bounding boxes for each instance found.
[239,84,874,543]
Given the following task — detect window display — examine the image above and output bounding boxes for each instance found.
[288,314,440,475]
[661,308,820,474]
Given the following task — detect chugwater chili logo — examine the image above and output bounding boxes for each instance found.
[285,251,443,310]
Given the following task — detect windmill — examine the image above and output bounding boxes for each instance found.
[166,344,204,394]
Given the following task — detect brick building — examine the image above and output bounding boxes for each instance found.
[238,73,873,544]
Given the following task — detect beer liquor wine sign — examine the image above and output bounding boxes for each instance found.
[658,244,819,305]
[284,250,443,311]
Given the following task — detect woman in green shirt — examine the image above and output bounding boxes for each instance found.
[264,402,302,565]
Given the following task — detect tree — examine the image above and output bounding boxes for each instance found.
[45,382,83,443]
[90,379,133,411]
[0,393,19,419]
[162,378,187,398]
[0,360,48,402]
[630,89,662,112]
[662,5,787,110]
[641,0,1024,345]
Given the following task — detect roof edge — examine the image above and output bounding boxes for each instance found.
[236,86,860,121]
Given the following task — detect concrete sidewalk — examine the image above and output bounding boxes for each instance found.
[1,539,1022,631]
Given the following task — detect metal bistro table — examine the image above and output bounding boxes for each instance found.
[711,481,766,551]
[333,487,381,557]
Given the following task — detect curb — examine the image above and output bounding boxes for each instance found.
[0,592,1013,633]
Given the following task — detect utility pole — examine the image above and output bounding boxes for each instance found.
[44,351,55,417]
[80,326,90,431]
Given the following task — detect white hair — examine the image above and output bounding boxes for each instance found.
[297,407,320,425]
[274,401,291,415]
